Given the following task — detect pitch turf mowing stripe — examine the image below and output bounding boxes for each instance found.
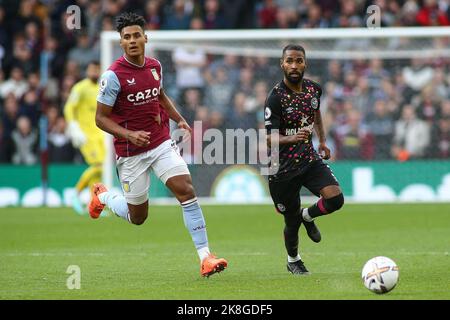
[0,204,449,299]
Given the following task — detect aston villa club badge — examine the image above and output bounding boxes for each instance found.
[122,181,130,193]
[151,68,160,81]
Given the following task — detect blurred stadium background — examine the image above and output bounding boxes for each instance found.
[0,0,449,206]
[1,0,450,300]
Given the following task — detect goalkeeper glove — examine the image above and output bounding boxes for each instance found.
[66,121,87,148]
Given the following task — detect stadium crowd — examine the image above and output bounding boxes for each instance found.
[0,0,449,164]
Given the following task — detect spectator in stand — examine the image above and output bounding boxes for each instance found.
[0,6,7,68]
[364,59,390,90]
[209,110,225,132]
[298,3,329,28]
[402,58,435,93]
[26,71,41,96]
[227,91,257,130]
[332,0,363,28]
[172,45,207,97]
[207,54,240,85]
[102,15,115,31]
[12,0,42,35]
[11,33,35,74]
[103,0,125,17]
[399,0,420,26]
[45,104,60,138]
[19,90,40,127]
[391,105,431,161]
[85,0,103,44]
[334,108,374,160]
[67,32,100,78]
[274,7,297,28]
[163,0,192,29]
[327,60,344,83]
[1,94,20,139]
[416,0,450,26]
[247,80,269,115]
[179,88,208,164]
[202,0,227,29]
[204,66,234,115]
[258,0,278,28]
[233,67,255,98]
[0,121,13,163]
[48,116,75,163]
[24,20,42,62]
[51,10,77,57]
[412,85,441,124]
[366,99,395,159]
[341,70,358,101]
[440,100,450,120]
[352,77,374,116]
[40,36,66,82]
[429,100,450,158]
[60,74,78,107]
[253,55,279,84]
[181,88,204,125]
[429,68,449,101]
[144,0,162,30]
[11,116,37,165]
[222,0,257,29]
[190,16,204,29]
[315,0,339,24]
[429,104,450,159]
[0,66,28,99]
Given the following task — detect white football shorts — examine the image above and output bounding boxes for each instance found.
[116,139,190,205]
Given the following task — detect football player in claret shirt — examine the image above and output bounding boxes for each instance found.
[265,45,345,275]
[90,12,227,277]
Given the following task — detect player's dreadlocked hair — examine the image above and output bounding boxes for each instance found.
[282,44,306,59]
[116,12,146,33]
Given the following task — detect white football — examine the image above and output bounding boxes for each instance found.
[361,256,399,294]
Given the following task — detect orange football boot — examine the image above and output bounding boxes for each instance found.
[88,183,108,219]
[201,254,228,277]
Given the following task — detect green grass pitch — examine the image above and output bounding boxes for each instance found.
[0,204,449,300]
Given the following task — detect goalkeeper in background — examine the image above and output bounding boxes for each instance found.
[64,61,106,215]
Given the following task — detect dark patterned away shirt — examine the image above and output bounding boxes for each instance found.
[264,78,323,181]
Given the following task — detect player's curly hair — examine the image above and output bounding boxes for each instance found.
[116,12,146,33]
[282,44,306,59]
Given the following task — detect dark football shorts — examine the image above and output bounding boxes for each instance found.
[268,160,339,215]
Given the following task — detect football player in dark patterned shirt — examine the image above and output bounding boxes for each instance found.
[264,45,345,275]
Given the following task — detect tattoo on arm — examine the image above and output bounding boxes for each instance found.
[314,111,326,143]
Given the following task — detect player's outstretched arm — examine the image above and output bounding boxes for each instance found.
[96,101,150,147]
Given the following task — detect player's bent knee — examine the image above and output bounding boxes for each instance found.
[173,181,196,203]
[324,193,344,213]
[181,183,195,199]
[130,215,147,225]
[129,210,148,225]
[127,201,149,225]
